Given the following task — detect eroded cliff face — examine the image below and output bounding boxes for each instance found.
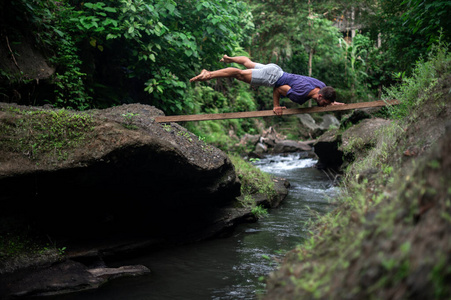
[0,103,241,242]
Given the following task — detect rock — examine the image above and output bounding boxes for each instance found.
[240,133,260,147]
[0,103,254,298]
[313,129,344,171]
[298,114,339,139]
[0,38,55,81]
[340,109,373,129]
[4,260,150,298]
[298,114,319,131]
[273,140,312,153]
[340,118,392,156]
[0,103,241,241]
[260,136,276,147]
[319,115,340,130]
[87,265,150,281]
[314,118,392,171]
[255,142,268,154]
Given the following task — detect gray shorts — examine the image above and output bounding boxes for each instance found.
[251,63,284,87]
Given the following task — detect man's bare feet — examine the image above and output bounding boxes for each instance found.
[219,55,234,63]
[189,69,211,82]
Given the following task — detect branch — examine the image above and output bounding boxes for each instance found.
[5,35,21,72]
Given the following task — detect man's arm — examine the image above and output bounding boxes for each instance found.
[273,85,290,116]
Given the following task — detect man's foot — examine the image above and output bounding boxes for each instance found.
[189,69,211,82]
[219,55,234,63]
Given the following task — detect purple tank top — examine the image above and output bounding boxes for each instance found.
[275,73,326,104]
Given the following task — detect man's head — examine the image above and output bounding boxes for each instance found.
[317,86,336,107]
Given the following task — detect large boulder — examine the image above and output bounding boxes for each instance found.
[314,118,392,171]
[313,128,343,170]
[0,103,241,241]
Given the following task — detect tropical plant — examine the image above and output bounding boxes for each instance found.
[70,0,252,113]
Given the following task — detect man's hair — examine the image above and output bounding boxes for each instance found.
[319,86,336,102]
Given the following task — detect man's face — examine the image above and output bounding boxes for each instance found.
[316,94,332,107]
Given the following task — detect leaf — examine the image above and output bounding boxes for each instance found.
[90,38,97,47]
[103,7,117,13]
[54,29,64,37]
[128,26,135,34]
[165,3,176,14]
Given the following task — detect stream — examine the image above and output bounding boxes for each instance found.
[51,153,336,300]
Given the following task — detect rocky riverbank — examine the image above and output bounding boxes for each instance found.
[0,103,289,298]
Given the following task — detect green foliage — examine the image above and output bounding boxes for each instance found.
[247,0,377,104]
[252,205,269,218]
[229,154,277,204]
[69,0,252,113]
[51,34,92,110]
[185,82,260,151]
[383,41,450,120]
[2,0,251,113]
[337,33,375,101]
[401,0,451,46]
[362,0,451,90]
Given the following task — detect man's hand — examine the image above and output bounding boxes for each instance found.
[273,106,286,116]
[331,101,345,106]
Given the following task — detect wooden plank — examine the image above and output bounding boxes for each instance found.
[155,99,399,123]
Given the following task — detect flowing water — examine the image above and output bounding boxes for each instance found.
[51,153,336,300]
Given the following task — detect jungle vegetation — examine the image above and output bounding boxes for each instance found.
[1,0,450,149]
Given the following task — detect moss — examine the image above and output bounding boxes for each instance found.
[229,154,277,217]
[0,107,95,162]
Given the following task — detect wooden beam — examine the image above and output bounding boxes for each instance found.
[155,99,399,123]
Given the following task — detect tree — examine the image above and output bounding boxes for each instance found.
[401,0,451,45]
[71,0,252,113]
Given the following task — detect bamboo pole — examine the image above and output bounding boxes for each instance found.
[155,99,399,123]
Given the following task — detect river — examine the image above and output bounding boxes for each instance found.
[50,153,336,300]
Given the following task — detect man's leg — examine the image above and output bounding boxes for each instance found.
[220,55,257,69]
[190,67,252,83]
[190,55,259,83]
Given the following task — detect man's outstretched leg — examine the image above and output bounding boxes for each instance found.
[190,66,252,83]
[220,55,257,69]
[189,55,258,83]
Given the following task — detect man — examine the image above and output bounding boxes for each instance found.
[190,55,344,115]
